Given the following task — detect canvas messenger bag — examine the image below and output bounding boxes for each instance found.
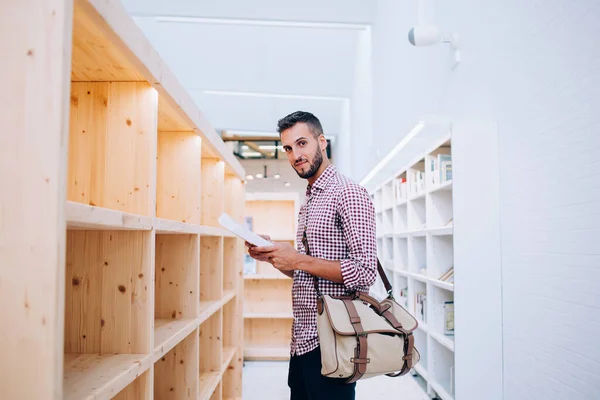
[302,229,421,383]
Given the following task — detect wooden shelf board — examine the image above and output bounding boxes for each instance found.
[222,346,237,371]
[199,371,221,400]
[244,274,291,280]
[198,291,236,325]
[63,353,152,400]
[222,289,236,306]
[155,218,202,235]
[199,226,235,237]
[74,0,245,179]
[66,201,152,230]
[244,312,294,319]
[244,346,290,361]
[199,300,222,325]
[153,318,200,361]
[431,331,455,352]
[154,218,235,236]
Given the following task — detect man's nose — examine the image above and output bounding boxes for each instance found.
[292,148,302,161]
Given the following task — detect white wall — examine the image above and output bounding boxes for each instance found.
[348,28,374,180]
[360,0,444,181]
[370,0,600,398]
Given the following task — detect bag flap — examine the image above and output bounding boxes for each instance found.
[321,295,403,336]
[380,297,419,332]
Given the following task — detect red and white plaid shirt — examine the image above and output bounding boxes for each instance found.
[290,164,377,356]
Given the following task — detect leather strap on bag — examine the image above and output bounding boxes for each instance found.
[385,333,415,377]
[341,299,369,383]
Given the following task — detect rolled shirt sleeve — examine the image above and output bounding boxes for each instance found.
[336,183,378,291]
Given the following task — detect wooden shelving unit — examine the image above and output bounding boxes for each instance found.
[369,136,455,400]
[242,193,300,361]
[2,1,245,399]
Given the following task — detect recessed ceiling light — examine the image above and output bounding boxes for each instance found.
[274,173,281,179]
[255,173,264,179]
[246,174,254,180]
[284,182,291,187]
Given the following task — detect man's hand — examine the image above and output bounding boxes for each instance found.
[245,235,274,263]
[251,241,301,272]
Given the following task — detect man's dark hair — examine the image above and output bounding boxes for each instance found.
[277,111,324,139]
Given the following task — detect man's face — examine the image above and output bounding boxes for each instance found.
[281,123,323,180]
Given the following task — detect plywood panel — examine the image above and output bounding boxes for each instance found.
[113,370,152,400]
[68,82,158,216]
[154,330,199,400]
[243,279,293,314]
[200,237,223,301]
[224,175,244,222]
[70,0,245,179]
[157,131,202,224]
[245,200,296,240]
[1,2,72,397]
[201,158,225,227]
[155,234,200,319]
[71,2,146,82]
[200,311,222,375]
[63,354,152,400]
[64,230,153,354]
[244,319,292,347]
[223,238,240,292]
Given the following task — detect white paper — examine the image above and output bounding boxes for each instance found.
[218,212,273,247]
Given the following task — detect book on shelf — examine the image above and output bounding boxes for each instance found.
[409,170,425,196]
[438,266,454,283]
[399,286,409,308]
[444,301,454,336]
[393,176,407,204]
[430,154,452,187]
[415,292,427,322]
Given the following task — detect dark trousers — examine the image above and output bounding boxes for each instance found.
[288,346,356,400]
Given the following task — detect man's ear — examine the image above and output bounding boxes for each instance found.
[319,134,328,151]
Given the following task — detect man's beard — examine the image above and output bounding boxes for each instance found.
[294,148,323,179]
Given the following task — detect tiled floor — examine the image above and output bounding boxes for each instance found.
[242,360,430,400]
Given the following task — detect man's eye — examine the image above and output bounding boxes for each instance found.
[284,147,291,152]
[299,141,306,146]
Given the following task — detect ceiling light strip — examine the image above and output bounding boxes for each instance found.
[359,121,425,187]
[150,15,369,31]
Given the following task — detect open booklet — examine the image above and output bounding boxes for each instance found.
[218,212,273,247]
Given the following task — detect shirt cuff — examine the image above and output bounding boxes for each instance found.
[340,259,361,290]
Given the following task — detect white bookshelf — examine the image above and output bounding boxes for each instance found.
[369,135,455,400]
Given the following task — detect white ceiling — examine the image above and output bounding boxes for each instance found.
[122,0,374,136]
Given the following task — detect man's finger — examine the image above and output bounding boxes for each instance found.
[252,245,275,253]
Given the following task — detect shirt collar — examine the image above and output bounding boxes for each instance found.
[306,164,337,196]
